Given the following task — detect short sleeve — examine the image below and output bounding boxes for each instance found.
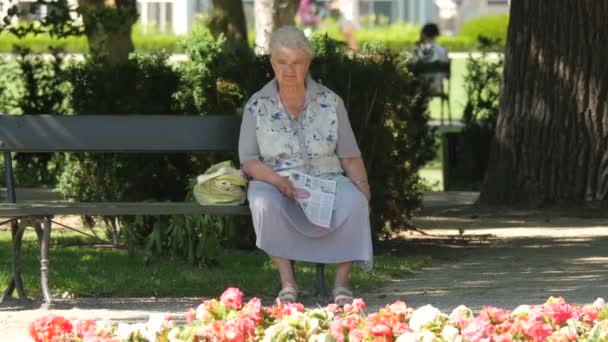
[336,97,362,158]
[238,100,261,164]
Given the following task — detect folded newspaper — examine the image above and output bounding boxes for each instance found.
[288,171,337,229]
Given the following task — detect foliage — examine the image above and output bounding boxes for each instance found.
[308,35,435,238]
[447,38,504,190]
[1,47,70,186]
[458,14,510,45]
[26,289,608,342]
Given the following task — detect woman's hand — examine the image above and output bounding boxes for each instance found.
[358,183,371,203]
[272,175,296,199]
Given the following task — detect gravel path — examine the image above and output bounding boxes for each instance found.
[2,192,608,341]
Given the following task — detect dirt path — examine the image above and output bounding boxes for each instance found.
[2,192,608,341]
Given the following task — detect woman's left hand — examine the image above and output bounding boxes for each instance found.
[358,183,371,203]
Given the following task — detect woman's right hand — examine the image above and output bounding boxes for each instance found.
[272,175,296,199]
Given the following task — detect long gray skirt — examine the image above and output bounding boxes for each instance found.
[247,174,373,271]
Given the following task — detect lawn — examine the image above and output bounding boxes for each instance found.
[0,229,430,299]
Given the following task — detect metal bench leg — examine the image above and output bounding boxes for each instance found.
[1,219,29,304]
[40,216,54,309]
[314,263,329,305]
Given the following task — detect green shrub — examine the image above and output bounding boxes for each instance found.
[446,40,504,190]
[458,14,509,45]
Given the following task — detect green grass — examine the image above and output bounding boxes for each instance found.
[0,230,430,299]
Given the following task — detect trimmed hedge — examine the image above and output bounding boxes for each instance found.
[0,15,508,54]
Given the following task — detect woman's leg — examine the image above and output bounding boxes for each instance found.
[335,261,353,288]
[272,255,297,289]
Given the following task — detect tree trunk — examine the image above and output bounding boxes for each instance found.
[77,0,137,65]
[209,0,248,49]
[478,1,608,207]
[254,0,299,54]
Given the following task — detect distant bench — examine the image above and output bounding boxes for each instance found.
[0,114,328,308]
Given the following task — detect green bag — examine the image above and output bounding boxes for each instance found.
[193,161,248,205]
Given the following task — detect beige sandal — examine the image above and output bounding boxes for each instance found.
[276,287,298,304]
[332,287,354,307]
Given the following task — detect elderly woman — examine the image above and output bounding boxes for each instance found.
[238,26,373,306]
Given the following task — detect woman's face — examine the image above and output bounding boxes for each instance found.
[270,47,311,89]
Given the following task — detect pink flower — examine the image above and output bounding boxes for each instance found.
[480,306,510,324]
[519,320,554,342]
[348,329,366,342]
[327,303,341,315]
[241,297,263,323]
[220,287,245,310]
[387,300,408,317]
[185,307,196,324]
[544,302,574,326]
[330,319,345,342]
[581,305,599,323]
[76,320,97,338]
[461,316,490,342]
[393,322,412,335]
[344,298,366,314]
[493,332,514,342]
[341,315,359,330]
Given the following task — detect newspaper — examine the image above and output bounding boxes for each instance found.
[288,171,336,229]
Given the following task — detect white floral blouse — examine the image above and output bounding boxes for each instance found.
[239,77,361,177]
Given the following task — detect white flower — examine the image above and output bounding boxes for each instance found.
[441,324,460,342]
[449,305,472,324]
[261,325,277,342]
[396,332,420,342]
[168,326,182,342]
[196,303,208,321]
[421,330,437,342]
[315,333,329,342]
[308,317,320,333]
[409,304,441,331]
[512,304,531,316]
[115,323,137,339]
[147,314,166,334]
[593,298,606,308]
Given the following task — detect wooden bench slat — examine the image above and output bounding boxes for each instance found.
[0,202,250,217]
[0,115,241,153]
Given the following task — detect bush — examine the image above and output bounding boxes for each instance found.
[445,39,504,190]
[458,14,509,45]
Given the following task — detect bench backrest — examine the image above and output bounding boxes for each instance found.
[0,115,241,153]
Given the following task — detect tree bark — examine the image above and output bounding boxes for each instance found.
[209,0,248,49]
[478,1,608,207]
[254,0,299,53]
[77,0,137,65]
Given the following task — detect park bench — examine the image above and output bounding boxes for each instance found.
[0,114,328,308]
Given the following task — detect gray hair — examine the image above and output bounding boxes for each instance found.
[269,26,315,59]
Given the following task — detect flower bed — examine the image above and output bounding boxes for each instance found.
[28,288,608,342]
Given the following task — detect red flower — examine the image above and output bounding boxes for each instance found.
[29,315,74,342]
[241,297,263,323]
[220,287,245,310]
[348,329,366,342]
[544,302,575,326]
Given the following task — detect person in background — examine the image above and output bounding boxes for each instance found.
[331,0,360,50]
[414,23,449,94]
[239,26,373,307]
[298,0,322,37]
